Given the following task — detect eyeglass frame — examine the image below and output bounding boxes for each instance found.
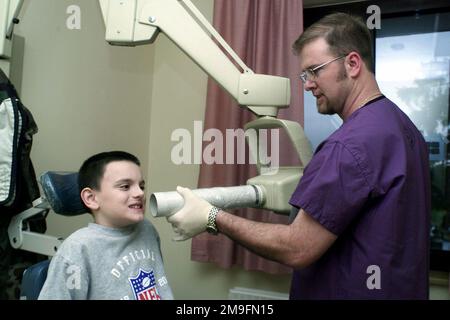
[299,54,347,84]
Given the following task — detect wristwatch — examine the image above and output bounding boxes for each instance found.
[206,206,220,235]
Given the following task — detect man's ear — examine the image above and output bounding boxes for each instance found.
[345,51,363,78]
[80,187,99,211]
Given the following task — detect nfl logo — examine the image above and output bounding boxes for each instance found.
[129,269,161,300]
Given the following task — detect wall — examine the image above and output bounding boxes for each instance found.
[13,0,155,237]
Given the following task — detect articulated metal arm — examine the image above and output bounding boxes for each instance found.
[8,197,63,257]
[0,0,23,58]
[98,0,290,117]
[99,0,313,215]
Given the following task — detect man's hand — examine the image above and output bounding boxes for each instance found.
[166,186,213,241]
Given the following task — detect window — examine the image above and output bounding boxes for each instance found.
[376,11,450,271]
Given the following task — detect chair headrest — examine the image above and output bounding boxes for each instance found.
[40,171,86,216]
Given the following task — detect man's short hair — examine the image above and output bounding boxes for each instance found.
[293,12,373,71]
[78,150,140,193]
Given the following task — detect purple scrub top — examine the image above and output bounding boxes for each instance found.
[289,97,431,299]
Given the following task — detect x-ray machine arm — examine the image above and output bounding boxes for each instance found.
[98,0,313,215]
[0,0,23,74]
[98,0,290,117]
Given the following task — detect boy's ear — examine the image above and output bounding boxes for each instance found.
[80,187,99,211]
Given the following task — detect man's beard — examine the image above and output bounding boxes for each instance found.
[318,65,348,115]
[336,64,348,82]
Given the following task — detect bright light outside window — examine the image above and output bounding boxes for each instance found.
[376,19,450,255]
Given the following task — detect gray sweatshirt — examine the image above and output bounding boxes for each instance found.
[38,219,173,300]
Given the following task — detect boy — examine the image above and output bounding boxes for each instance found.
[39,151,173,300]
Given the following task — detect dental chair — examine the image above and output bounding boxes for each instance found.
[8,171,85,300]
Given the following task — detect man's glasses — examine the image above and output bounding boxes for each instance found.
[299,55,347,84]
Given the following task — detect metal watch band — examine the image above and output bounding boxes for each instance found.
[206,206,220,235]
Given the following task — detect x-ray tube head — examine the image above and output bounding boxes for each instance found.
[149,185,265,217]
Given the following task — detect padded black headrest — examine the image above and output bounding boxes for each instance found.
[40,171,86,216]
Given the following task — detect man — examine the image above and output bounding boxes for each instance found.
[167,13,431,299]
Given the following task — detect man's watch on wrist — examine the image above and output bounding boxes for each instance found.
[206,206,220,235]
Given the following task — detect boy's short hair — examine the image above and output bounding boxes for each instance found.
[78,151,141,212]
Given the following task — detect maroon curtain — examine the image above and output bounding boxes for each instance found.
[191,0,304,275]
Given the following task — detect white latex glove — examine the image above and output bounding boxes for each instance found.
[166,186,212,241]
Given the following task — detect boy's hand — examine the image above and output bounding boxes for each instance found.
[166,186,212,241]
